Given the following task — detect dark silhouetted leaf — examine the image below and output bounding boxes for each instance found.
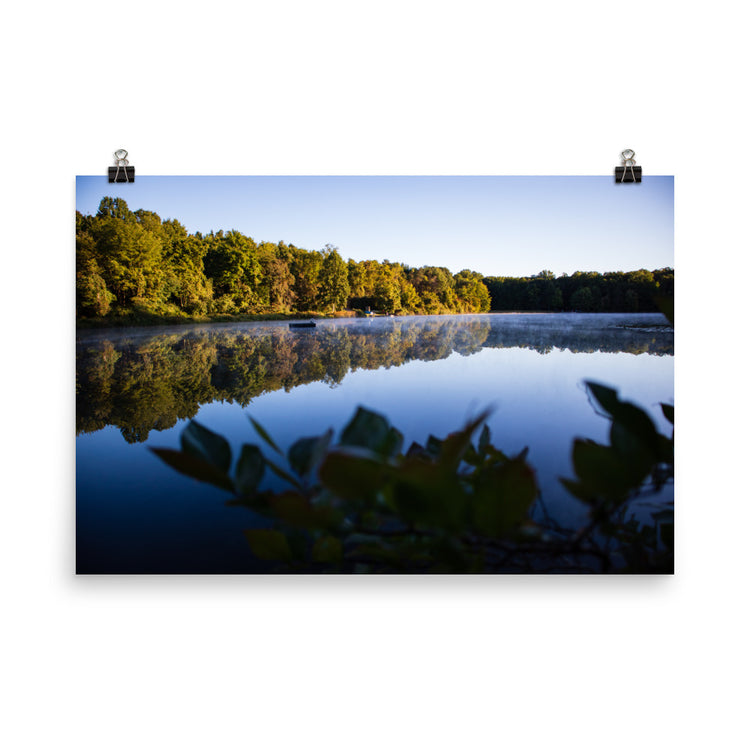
[406,441,426,458]
[610,422,654,484]
[391,459,466,529]
[265,458,304,490]
[248,415,282,455]
[270,492,337,529]
[472,458,538,537]
[340,407,394,456]
[440,431,471,468]
[243,529,292,561]
[319,450,389,503]
[478,424,491,455]
[150,447,234,492]
[514,446,530,462]
[559,477,595,504]
[610,402,659,454]
[586,381,620,416]
[312,535,343,564]
[180,420,231,472]
[586,382,659,457]
[571,439,632,497]
[439,412,490,469]
[235,444,265,495]
[425,435,443,459]
[383,427,404,458]
[270,492,311,525]
[288,429,333,478]
[463,443,481,466]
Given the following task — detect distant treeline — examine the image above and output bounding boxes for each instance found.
[76,197,673,321]
[484,269,673,313]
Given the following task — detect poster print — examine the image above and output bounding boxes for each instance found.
[76,176,674,574]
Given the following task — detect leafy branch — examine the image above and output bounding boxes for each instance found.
[151,383,673,573]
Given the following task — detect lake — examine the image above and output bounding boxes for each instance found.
[76,313,674,573]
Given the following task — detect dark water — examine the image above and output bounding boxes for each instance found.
[76,313,674,573]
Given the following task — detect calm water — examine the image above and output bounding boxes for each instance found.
[76,313,674,573]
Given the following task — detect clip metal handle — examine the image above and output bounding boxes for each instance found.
[620,149,636,183]
[113,149,130,183]
[108,149,134,183]
[615,149,641,183]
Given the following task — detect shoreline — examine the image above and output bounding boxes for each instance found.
[75,310,357,330]
[76,309,673,333]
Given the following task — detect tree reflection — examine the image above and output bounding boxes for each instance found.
[77,316,673,443]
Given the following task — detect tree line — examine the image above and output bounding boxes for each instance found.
[76,197,672,321]
[484,268,673,312]
[76,197,490,320]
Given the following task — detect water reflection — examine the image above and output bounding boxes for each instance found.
[77,313,672,444]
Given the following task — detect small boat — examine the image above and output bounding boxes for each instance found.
[289,320,317,329]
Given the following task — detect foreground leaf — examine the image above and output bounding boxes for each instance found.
[571,439,632,498]
[586,382,659,457]
[248,415,283,455]
[270,492,337,529]
[319,450,389,503]
[288,429,333,479]
[340,407,398,456]
[235,444,265,495]
[312,535,343,564]
[391,459,467,529]
[244,529,292,561]
[478,424,491,456]
[150,448,234,492]
[265,458,304,490]
[180,420,231,472]
[472,458,538,537]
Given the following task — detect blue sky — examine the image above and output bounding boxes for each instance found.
[76,176,673,277]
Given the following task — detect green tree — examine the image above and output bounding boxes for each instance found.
[318,246,350,312]
[570,286,594,312]
[409,266,458,313]
[204,230,262,312]
[92,215,165,306]
[454,270,491,313]
[625,289,639,312]
[77,260,115,316]
[96,197,133,221]
[347,259,367,298]
[77,210,115,317]
[291,247,323,310]
[257,242,296,312]
[399,277,421,312]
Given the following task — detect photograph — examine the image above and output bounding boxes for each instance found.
[76,175,674,573]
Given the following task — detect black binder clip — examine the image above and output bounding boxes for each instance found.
[615,149,641,183]
[108,149,134,183]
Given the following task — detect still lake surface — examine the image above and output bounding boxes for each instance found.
[76,313,674,573]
